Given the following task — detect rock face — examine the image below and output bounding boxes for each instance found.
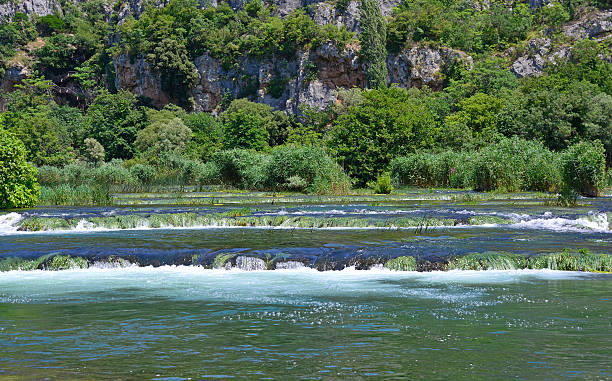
[387,46,473,90]
[190,43,365,113]
[562,9,612,40]
[113,55,170,107]
[115,42,474,112]
[510,38,571,78]
[0,0,64,19]
[510,10,612,78]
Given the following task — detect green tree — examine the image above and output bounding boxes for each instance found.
[328,87,437,185]
[444,93,503,145]
[135,117,192,159]
[85,90,147,160]
[183,112,224,160]
[220,99,274,151]
[0,129,40,209]
[359,0,388,88]
[10,109,75,166]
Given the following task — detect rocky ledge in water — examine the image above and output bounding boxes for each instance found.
[2,250,611,273]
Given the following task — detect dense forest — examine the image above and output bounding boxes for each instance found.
[0,0,611,208]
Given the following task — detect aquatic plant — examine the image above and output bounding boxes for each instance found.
[16,211,517,232]
[384,256,416,271]
[0,255,51,271]
[49,255,89,270]
[448,250,612,272]
[371,172,393,194]
[212,253,236,269]
[39,184,112,206]
[447,252,529,270]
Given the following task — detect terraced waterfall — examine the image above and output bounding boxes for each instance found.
[1,190,611,379]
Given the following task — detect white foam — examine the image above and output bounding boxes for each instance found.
[508,212,610,233]
[0,212,22,235]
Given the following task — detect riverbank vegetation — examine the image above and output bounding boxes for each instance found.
[0,0,611,208]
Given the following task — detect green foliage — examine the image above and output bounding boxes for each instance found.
[372,172,393,194]
[37,14,66,36]
[0,129,40,209]
[85,90,147,160]
[264,145,351,193]
[211,149,268,189]
[220,99,273,151]
[359,0,388,88]
[385,256,416,271]
[39,184,112,205]
[135,117,192,160]
[8,108,75,166]
[561,140,606,197]
[387,0,533,54]
[329,87,437,185]
[444,93,503,146]
[183,112,223,160]
[540,0,570,30]
[392,138,562,192]
[498,80,612,158]
[130,164,156,185]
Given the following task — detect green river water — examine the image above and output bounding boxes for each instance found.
[0,191,611,379]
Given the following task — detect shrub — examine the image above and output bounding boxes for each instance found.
[135,117,192,159]
[36,165,63,186]
[561,141,606,197]
[264,145,350,193]
[0,130,40,208]
[372,172,393,194]
[130,164,156,185]
[211,149,268,189]
[92,163,134,187]
[83,138,105,165]
[220,99,272,151]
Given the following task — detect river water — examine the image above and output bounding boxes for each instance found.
[1,192,611,379]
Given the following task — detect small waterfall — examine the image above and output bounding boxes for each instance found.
[234,256,267,271]
[0,213,22,235]
[275,261,305,270]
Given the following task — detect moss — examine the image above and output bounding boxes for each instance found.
[49,255,89,270]
[212,253,235,269]
[468,216,513,225]
[0,255,51,271]
[448,250,612,272]
[385,256,417,271]
[447,252,528,270]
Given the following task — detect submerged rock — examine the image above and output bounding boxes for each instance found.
[234,256,267,271]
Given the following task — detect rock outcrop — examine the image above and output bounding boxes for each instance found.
[510,10,612,78]
[113,55,170,107]
[387,46,473,90]
[0,0,64,19]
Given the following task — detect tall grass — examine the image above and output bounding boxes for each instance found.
[391,137,605,195]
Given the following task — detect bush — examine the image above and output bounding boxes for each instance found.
[92,163,134,187]
[264,145,350,193]
[0,130,40,208]
[211,149,268,189]
[372,172,393,194]
[561,141,606,197]
[130,164,156,185]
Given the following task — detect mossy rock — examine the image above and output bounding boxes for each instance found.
[385,256,416,271]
